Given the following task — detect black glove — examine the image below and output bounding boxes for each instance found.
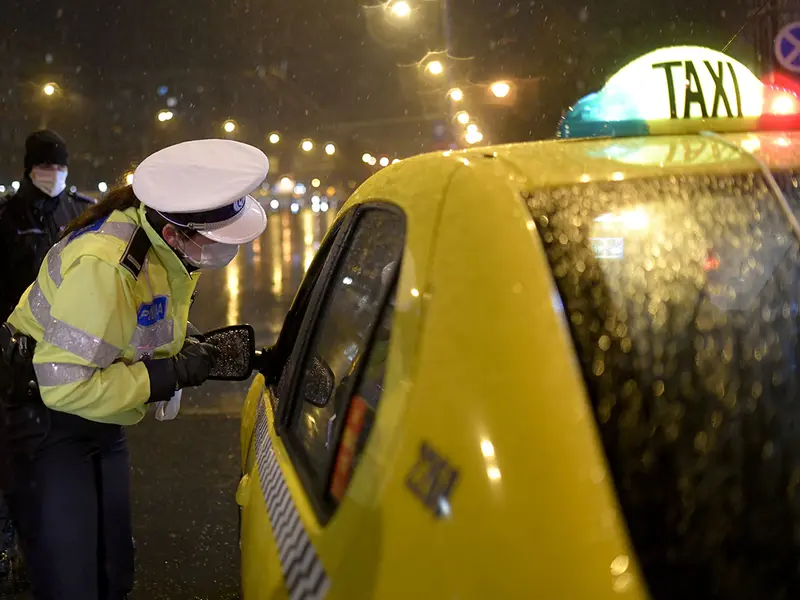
[144,343,221,403]
[174,342,221,387]
[181,336,202,350]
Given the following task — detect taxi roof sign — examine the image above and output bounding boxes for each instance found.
[607,46,763,120]
[558,46,800,139]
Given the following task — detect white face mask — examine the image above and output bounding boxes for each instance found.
[31,167,68,198]
[174,229,239,270]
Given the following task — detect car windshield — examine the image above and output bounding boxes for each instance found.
[525,171,800,600]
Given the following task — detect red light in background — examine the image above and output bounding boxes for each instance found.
[763,84,800,115]
[770,91,800,116]
[759,77,800,129]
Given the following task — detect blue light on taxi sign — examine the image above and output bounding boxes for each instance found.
[558,46,800,139]
[559,93,649,139]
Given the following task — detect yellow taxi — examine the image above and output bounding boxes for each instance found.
[236,46,800,600]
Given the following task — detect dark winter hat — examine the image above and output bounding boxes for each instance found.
[24,130,69,172]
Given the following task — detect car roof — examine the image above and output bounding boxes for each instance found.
[492,131,800,186]
[340,129,800,244]
[352,130,799,204]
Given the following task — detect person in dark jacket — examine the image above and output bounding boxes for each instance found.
[0,130,92,591]
[0,130,94,322]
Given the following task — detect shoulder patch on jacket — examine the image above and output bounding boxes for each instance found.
[69,215,108,242]
[119,227,152,279]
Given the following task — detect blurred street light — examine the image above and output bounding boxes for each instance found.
[379,157,390,167]
[490,81,512,98]
[98,182,108,193]
[42,83,56,96]
[301,139,314,152]
[368,156,378,166]
[268,132,281,144]
[223,120,237,133]
[325,143,336,156]
[448,88,464,102]
[392,158,401,164]
[456,111,470,125]
[389,0,412,19]
[426,60,444,76]
[466,123,479,134]
[294,183,307,195]
[311,178,321,188]
[269,199,280,210]
[125,172,134,186]
[465,130,484,145]
[11,181,20,191]
[362,153,373,164]
[157,110,174,122]
[278,177,294,193]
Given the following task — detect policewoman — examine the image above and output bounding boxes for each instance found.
[0,139,269,599]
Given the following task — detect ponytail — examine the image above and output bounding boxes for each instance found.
[60,185,140,239]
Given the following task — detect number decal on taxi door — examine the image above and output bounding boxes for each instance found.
[405,442,459,518]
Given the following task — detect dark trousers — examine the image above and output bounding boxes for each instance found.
[4,401,134,600]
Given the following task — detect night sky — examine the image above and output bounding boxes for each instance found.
[0,0,761,188]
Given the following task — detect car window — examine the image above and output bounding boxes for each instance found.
[287,207,404,510]
[271,219,346,412]
[328,300,395,504]
[525,172,800,600]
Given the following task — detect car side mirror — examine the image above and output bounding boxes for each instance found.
[204,324,256,381]
[302,356,334,407]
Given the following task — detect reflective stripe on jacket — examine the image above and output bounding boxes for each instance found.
[7,203,199,425]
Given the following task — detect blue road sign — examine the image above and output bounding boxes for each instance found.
[775,22,800,74]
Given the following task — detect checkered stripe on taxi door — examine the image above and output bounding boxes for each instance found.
[255,402,331,600]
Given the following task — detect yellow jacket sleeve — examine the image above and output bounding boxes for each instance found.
[32,255,151,420]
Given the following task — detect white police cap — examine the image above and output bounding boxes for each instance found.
[133,139,269,244]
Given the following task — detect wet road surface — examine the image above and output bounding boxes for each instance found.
[3,206,338,600]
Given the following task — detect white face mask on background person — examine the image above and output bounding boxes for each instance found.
[174,229,239,269]
[30,166,68,198]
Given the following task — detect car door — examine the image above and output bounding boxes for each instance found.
[242,202,406,599]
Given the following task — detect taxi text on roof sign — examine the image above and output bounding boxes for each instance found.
[607,46,762,120]
[558,45,800,139]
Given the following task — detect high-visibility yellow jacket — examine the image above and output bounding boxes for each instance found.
[8,203,199,425]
